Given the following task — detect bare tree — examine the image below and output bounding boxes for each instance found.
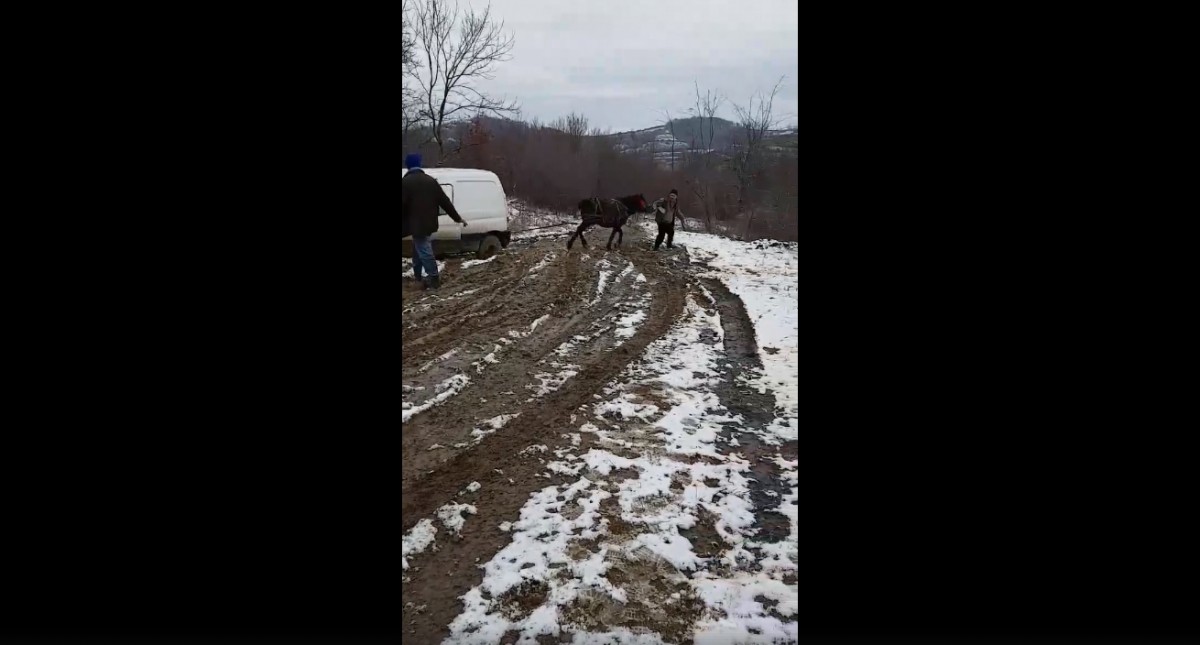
[730,76,786,237]
[550,112,589,152]
[684,81,726,232]
[411,0,520,155]
[401,0,420,134]
[657,108,683,171]
[401,0,416,69]
[691,81,725,153]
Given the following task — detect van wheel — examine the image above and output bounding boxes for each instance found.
[477,234,502,260]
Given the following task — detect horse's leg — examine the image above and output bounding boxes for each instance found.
[607,227,617,250]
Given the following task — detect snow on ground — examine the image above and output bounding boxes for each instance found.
[402,519,437,572]
[405,335,519,425]
[444,282,798,644]
[589,259,614,307]
[437,503,478,536]
[610,287,651,347]
[526,368,579,401]
[528,253,556,273]
[402,373,470,423]
[471,413,521,442]
[461,256,497,269]
[418,348,459,374]
[527,262,654,400]
[405,223,798,642]
[510,200,576,240]
[613,309,646,340]
[512,225,576,241]
[668,227,799,443]
[403,500,480,575]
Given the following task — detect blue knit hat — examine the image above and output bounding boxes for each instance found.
[405,153,422,169]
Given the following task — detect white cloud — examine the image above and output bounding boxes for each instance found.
[442,0,799,131]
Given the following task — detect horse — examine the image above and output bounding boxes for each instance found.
[566,194,649,251]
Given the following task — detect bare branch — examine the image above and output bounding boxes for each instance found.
[728,76,788,219]
[692,80,725,152]
[409,0,520,156]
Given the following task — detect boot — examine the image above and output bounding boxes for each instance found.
[422,275,441,290]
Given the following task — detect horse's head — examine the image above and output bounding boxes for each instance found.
[634,194,648,212]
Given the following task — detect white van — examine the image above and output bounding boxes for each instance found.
[402,167,511,260]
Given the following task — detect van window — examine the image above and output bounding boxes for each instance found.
[455,180,503,216]
[437,183,454,216]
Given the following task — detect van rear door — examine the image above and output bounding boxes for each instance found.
[455,179,507,234]
[431,182,462,243]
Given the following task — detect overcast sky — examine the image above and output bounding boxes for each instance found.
[470,0,799,133]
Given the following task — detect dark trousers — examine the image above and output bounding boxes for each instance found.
[654,222,675,249]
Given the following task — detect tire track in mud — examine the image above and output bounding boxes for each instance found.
[401,237,689,643]
[402,250,584,366]
[401,238,797,642]
[401,245,663,488]
[698,277,797,544]
[402,249,685,526]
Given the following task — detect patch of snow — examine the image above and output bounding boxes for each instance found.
[471,413,520,441]
[402,373,470,422]
[402,519,437,571]
[615,260,635,282]
[442,232,799,643]
[418,348,458,373]
[527,368,579,400]
[613,309,646,339]
[461,256,497,269]
[445,478,609,643]
[590,268,612,306]
[678,230,798,441]
[445,283,796,642]
[437,502,478,536]
[529,252,556,273]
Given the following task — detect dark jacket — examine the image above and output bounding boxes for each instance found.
[402,169,463,237]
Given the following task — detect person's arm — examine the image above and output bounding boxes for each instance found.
[678,208,687,231]
[436,183,465,224]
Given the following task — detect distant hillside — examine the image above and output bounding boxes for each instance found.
[444,115,797,168]
[601,117,797,166]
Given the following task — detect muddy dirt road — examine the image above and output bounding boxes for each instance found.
[402,224,798,644]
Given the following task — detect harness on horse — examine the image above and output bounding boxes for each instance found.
[582,197,621,226]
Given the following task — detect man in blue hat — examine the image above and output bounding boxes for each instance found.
[402,153,465,289]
